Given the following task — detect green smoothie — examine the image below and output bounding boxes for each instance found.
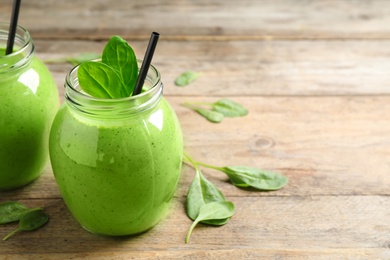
[49,95,183,235]
[0,48,59,190]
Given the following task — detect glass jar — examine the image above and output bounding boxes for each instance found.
[49,61,183,236]
[0,23,59,190]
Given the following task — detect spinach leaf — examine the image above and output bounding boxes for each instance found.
[186,167,226,221]
[3,209,49,241]
[43,52,101,65]
[175,71,201,86]
[102,36,138,96]
[186,156,288,191]
[212,99,248,117]
[67,53,102,66]
[194,108,224,123]
[185,153,231,226]
[222,166,288,190]
[185,201,235,243]
[78,61,126,99]
[182,99,247,123]
[0,202,30,224]
[183,152,287,243]
[76,36,140,99]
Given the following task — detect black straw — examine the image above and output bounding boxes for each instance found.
[132,32,160,96]
[6,0,22,55]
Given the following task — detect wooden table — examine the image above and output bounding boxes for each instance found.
[1,1,390,259]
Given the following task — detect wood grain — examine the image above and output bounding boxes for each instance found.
[5,0,390,40]
[35,40,390,97]
[1,249,390,260]
[0,197,389,257]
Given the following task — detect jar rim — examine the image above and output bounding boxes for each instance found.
[65,59,161,103]
[0,22,32,57]
[64,59,164,119]
[0,22,34,74]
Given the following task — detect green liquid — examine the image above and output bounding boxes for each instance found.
[0,51,59,190]
[49,98,183,235]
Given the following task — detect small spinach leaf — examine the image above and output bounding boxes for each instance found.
[43,53,101,65]
[193,108,224,123]
[67,53,102,66]
[0,202,29,224]
[185,201,235,243]
[212,99,248,117]
[222,166,288,190]
[185,153,231,226]
[2,209,49,241]
[186,167,226,221]
[184,155,288,191]
[175,71,201,86]
[182,99,247,123]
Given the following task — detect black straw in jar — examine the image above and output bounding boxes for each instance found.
[6,0,22,55]
[132,32,160,96]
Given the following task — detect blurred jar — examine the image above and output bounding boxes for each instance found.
[0,23,59,190]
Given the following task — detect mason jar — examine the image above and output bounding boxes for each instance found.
[49,61,183,236]
[0,23,59,190]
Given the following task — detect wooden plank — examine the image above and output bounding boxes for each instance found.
[0,196,389,256]
[6,0,390,40]
[1,248,389,260]
[1,96,389,201]
[175,96,390,197]
[36,40,390,97]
